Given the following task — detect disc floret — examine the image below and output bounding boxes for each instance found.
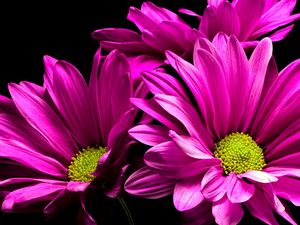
[214,132,266,175]
[68,146,107,182]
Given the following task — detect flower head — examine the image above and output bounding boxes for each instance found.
[0,48,148,223]
[125,33,300,224]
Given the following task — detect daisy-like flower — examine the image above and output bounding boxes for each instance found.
[180,0,300,49]
[125,33,300,224]
[0,48,150,224]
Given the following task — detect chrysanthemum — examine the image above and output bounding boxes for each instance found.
[92,0,300,62]
[0,48,149,224]
[125,33,300,224]
[180,0,300,49]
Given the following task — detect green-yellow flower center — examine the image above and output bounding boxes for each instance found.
[68,146,107,182]
[214,132,266,176]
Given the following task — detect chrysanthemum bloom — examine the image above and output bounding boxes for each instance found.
[180,0,300,49]
[0,48,149,224]
[125,33,300,224]
[92,0,300,61]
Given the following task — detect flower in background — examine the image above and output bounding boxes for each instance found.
[180,0,300,49]
[125,33,300,224]
[0,48,150,224]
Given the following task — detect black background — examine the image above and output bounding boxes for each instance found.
[1,1,300,224]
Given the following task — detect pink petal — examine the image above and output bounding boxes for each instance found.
[91,28,142,42]
[184,29,207,46]
[43,55,58,101]
[181,200,214,225]
[194,48,230,138]
[129,124,171,146]
[8,83,78,160]
[238,170,278,183]
[259,183,285,212]
[141,69,191,104]
[199,5,218,40]
[130,97,187,135]
[2,182,66,212]
[234,0,265,41]
[0,95,23,119]
[201,165,227,201]
[177,158,220,180]
[207,0,226,7]
[216,1,240,37]
[169,130,214,159]
[240,37,273,131]
[212,195,244,225]
[268,24,294,42]
[155,94,214,150]
[144,141,196,179]
[53,60,100,148]
[226,172,255,203]
[67,181,90,192]
[225,35,249,133]
[178,8,203,20]
[211,32,229,60]
[124,167,176,199]
[243,187,280,225]
[272,175,300,206]
[173,175,204,211]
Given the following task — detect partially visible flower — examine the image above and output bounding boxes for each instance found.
[125,33,300,224]
[180,0,300,49]
[0,48,149,224]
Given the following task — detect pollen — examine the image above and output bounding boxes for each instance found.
[68,146,107,182]
[214,132,266,176]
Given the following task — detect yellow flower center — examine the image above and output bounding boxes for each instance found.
[214,132,266,176]
[68,146,107,182]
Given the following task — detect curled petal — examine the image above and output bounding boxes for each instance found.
[238,170,278,183]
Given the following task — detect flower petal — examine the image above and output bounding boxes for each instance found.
[226,172,255,203]
[124,167,176,199]
[181,200,214,225]
[199,5,218,40]
[212,195,244,225]
[91,28,142,42]
[144,141,196,179]
[129,124,171,146]
[201,165,227,201]
[173,175,204,211]
[238,170,278,183]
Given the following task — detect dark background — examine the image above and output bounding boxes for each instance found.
[1,1,300,224]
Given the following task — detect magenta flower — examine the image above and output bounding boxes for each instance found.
[125,33,300,224]
[0,48,149,224]
[180,0,300,49]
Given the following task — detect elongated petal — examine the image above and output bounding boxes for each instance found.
[141,69,191,104]
[8,83,78,159]
[144,141,196,178]
[225,35,249,132]
[240,38,273,131]
[234,0,265,41]
[272,176,300,206]
[199,5,218,40]
[201,165,226,201]
[2,182,66,212]
[212,195,244,225]
[259,183,285,213]
[226,172,255,203]
[92,28,142,42]
[243,188,279,225]
[173,175,204,211]
[0,95,23,119]
[181,200,214,225]
[238,170,277,183]
[268,24,294,42]
[169,130,214,159]
[43,55,58,101]
[124,167,176,199]
[194,48,230,138]
[177,158,221,180]
[155,94,214,149]
[216,1,240,37]
[53,61,99,148]
[130,97,187,135]
[0,139,67,179]
[129,124,171,146]
[184,29,207,46]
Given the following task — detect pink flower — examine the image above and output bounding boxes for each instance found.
[125,33,300,224]
[0,48,148,224]
[180,0,300,50]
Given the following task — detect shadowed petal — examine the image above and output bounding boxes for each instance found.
[173,175,204,211]
[92,28,142,42]
[181,200,214,225]
[129,124,171,146]
[144,141,196,178]
[124,167,176,199]
[212,195,244,225]
[199,5,218,40]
